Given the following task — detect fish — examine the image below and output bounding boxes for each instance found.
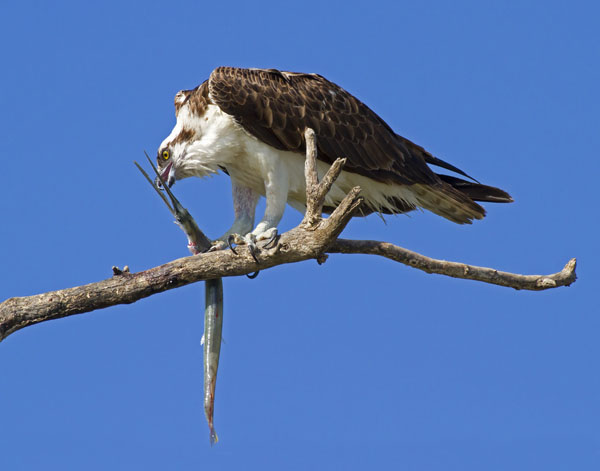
[136,154,224,445]
[203,278,223,445]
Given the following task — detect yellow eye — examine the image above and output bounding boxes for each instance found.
[162,149,170,160]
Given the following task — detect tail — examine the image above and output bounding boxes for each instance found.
[411,177,512,224]
[411,183,483,224]
[209,427,219,446]
[395,134,513,223]
[327,176,512,222]
[436,174,514,204]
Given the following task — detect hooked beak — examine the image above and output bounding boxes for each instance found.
[154,161,176,189]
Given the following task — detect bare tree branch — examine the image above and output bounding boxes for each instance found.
[302,128,349,228]
[0,129,577,342]
[329,239,577,290]
[0,210,356,341]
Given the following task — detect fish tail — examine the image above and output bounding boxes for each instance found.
[209,427,219,446]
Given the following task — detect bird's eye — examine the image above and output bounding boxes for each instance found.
[162,149,170,160]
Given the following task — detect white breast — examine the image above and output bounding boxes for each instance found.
[183,106,418,215]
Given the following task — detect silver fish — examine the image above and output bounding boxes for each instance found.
[136,155,224,445]
[203,278,223,445]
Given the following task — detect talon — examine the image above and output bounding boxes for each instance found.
[246,271,260,279]
[247,237,260,264]
[262,229,279,249]
[208,240,227,252]
[225,233,261,263]
[227,234,238,255]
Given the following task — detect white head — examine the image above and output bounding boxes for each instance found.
[155,84,218,188]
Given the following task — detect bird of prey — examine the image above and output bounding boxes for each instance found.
[156,66,512,249]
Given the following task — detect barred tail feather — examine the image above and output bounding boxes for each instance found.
[317,165,512,223]
[412,183,486,224]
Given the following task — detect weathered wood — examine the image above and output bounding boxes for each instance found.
[302,127,348,228]
[329,240,577,291]
[0,210,360,342]
[0,128,577,342]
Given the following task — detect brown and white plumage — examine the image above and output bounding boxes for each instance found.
[156,67,512,243]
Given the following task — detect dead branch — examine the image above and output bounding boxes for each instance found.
[302,128,349,228]
[0,129,576,342]
[329,240,577,290]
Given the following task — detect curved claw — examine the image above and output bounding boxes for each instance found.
[246,271,260,279]
[262,229,279,249]
[226,233,260,264]
[248,239,260,264]
[227,234,239,255]
[208,240,226,252]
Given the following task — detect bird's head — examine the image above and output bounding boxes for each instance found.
[155,86,215,189]
[155,128,195,189]
[155,146,175,189]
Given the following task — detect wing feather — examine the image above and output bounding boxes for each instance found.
[208,67,439,186]
[205,67,512,223]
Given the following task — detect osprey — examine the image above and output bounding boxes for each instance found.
[156,67,512,248]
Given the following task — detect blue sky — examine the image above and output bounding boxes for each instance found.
[1,0,598,469]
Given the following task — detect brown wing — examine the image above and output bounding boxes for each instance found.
[208,67,440,186]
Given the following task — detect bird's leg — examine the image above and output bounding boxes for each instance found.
[227,167,288,262]
[238,173,288,256]
[210,183,259,251]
